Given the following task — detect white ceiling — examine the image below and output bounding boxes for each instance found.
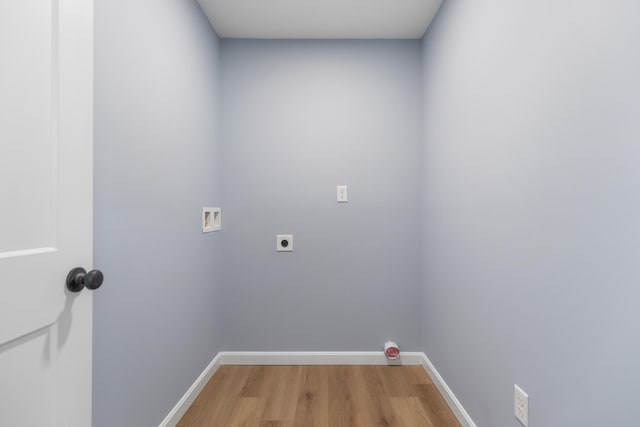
[197,0,443,39]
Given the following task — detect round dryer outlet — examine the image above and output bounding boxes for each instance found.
[276,235,293,252]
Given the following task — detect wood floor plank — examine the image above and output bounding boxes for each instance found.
[352,365,397,426]
[377,365,416,397]
[178,365,461,427]
[403,365,434,385]
[415,383,461,427]
[293,366,329,427]
[261,365,302,422]
[391,397,435,427]
[327,366,355,427]
[241,366,275,397]
[177,366,252,427]
[226,397,266,427]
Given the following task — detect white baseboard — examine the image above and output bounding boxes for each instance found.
[420,353,477,427]
[158,353,223,427]
[219,351,425,366]
[158,351,475,427]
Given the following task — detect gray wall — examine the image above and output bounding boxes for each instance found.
[421,1,640,426]
[221,40,423,351]
[93,0,223,425]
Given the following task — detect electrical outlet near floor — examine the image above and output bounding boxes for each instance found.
[514,384,529,426]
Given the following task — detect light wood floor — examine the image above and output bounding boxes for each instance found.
[177,365,461,427]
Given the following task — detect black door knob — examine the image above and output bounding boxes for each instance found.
[66,267,104,293]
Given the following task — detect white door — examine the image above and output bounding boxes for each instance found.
[0,0,94,426]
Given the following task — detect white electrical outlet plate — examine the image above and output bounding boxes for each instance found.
[202,207,221,233]
[276,235,293,252]
[337,185,348,202]
[514,384,529,426]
